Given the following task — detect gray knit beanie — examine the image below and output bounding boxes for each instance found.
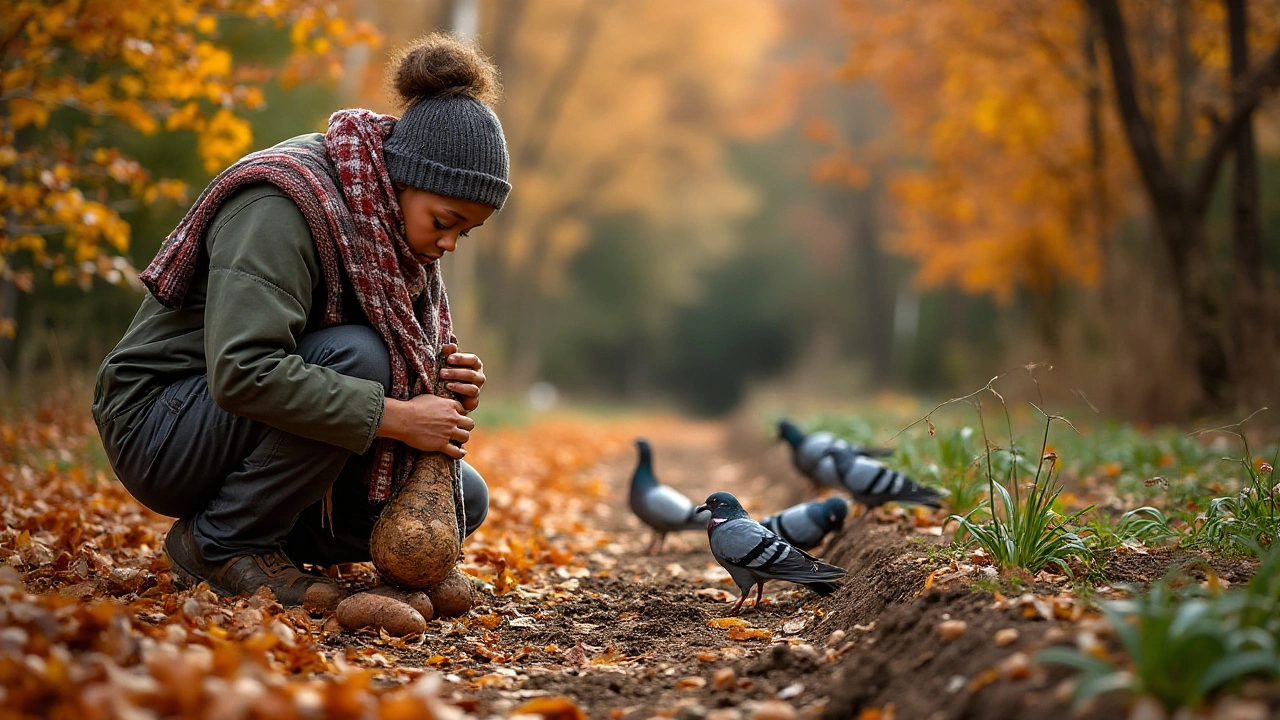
[383,34,510,210]
[384,95,510,210]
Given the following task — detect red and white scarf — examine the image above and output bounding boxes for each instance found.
[139,109,452,504]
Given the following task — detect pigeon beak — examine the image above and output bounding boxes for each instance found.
[695,504,708,514]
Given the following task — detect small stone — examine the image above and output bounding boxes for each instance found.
[825,629,846,647]
[749,701,796,720]
[1042,626,1069,644]
[707,710,743,720]
[713,667,736,692]
[1210,699,1270,720]
[1000,652,1031,680]
[675,705,709,720]
[777,683,803,700]
[791,644,818,660]
[994,628,1020,646]
[1128,696,1168,720]
[937,619,968,641]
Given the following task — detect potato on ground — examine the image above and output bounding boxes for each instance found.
[427,568,475,617]
[336,592,427,636]
[367,585,435,621]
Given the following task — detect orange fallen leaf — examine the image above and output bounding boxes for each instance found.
[473,613,502,629]
[708,617,748,629]
[513,696,588,720]
[591,646,629,665]
[968,668,1001,692]
[727,627,772,642]
[675,676,707,689]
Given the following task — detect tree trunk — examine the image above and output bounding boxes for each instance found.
[1225,0,1271,400]
[1172,0,1195,175]
[1084,0,1280,408]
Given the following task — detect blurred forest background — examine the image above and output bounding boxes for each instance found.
[3,0,1280,420]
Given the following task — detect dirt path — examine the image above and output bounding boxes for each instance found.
[339,421,864,718]
[337,418,1266,720]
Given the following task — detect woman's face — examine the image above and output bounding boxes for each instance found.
[396,185,494,265]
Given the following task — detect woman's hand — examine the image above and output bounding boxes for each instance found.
[377,394,475,459]
[439,343,485,413]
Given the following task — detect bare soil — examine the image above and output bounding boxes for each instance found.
[338,422,1271,719]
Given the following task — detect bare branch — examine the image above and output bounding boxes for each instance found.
[1085,0,1183,212]
[1190,406,1270,437]
[1190,38,1280,214]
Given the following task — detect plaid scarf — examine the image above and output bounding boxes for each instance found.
[139,109,453,504]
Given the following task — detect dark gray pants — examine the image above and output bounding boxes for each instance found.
[100,324,488,565]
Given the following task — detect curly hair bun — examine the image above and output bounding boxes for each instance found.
[388,33,502,109]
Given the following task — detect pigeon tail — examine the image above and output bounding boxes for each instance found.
[801,579,842,596]
[895,483,945,509]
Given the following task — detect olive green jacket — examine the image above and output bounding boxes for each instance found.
[92,176,385,455]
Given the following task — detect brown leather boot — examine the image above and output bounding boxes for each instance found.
[164,517,345,610]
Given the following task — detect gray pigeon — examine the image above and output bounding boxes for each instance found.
[760,497,848,551]
[630,439,711,554]
[697,492,846,614]
[777,419,942,510]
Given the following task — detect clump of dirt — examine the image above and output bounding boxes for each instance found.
[1103,547,1257,586]
[815,584,1080,720]
[812,520,933,637]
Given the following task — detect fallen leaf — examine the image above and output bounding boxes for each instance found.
[727,627,772,642]
[751,700,796,720]
[513,696,588,720]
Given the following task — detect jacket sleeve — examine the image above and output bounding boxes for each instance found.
[203,191,385,454]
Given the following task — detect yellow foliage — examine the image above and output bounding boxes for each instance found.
[8,98,49,130]
[199,109,254,174]
[0,0,379,298]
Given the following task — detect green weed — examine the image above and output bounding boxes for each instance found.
[1180,411,1280,556]
[899,373,1097,576]
[1040,545,1280,711]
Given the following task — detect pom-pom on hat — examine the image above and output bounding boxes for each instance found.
[383,34,510,210]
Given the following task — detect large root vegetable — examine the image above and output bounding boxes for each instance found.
[370,452,461,588]
[336,593,427,636]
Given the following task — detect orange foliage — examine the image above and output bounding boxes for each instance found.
[832,0,1280,301]
[0,391,660,717]
[0,1,377,310]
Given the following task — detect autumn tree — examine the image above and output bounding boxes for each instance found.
[0,0,377,345]
[350,0,783,390]
[1086,0,1280,402]
[834,0,1280,412]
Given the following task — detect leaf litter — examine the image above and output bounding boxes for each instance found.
[5,394,1273,718]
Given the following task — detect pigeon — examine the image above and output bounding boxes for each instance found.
[697,491,846,614]
[629,439,711,554]
[777,419,943,510]
[759,497,849,551]
[777,419,893,483]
